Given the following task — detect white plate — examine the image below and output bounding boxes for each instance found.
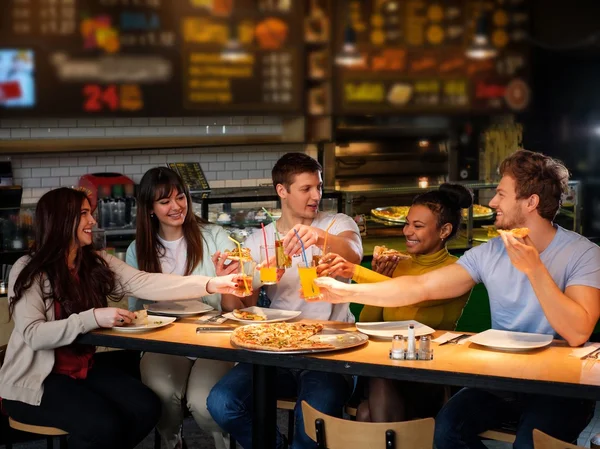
[223,306,301,323]
[469,329,553,352]
[112,316,176,333]
[146,300,214,317]
[355,320,435,339]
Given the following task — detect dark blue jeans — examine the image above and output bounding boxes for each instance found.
[434,387,594,449]
[207,363,351,449]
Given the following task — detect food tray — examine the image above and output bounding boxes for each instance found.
[231,328,369,354]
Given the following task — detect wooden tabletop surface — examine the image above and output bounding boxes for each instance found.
[79,318,600,400]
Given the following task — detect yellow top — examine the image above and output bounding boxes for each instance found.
[355,248,470,330]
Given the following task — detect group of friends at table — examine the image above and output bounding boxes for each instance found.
[0,149,598,449]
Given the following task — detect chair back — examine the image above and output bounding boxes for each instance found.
[301,401,434,449]
[533,429,585,449]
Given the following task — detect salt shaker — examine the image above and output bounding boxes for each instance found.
[390,334,405,360]
[406,324,416,360]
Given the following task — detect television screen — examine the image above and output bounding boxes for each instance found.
[0,49,35,108]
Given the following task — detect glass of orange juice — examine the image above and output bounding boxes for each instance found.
[260,245,278,285]
[236,260,256,297]
[311,245,330,266]
[298,261,320,299]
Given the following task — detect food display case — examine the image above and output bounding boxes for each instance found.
[191,187,343,243]
[339,180,582,256]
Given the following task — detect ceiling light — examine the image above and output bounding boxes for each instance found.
[466,14,498,60]
[335,24,365,67]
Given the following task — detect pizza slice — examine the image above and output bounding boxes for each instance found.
[224,247,253,262]
[498,227,530,239]
[233,309,267,321]
[373,245,411,260]
[131,310,148,326]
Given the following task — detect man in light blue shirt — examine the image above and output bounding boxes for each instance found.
[312,150,600,448]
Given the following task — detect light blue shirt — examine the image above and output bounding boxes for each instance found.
[458,225,600,336]
[126,223,235,312]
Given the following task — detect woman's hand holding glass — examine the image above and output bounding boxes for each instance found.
[93,307,136,328]
[307,277,356,304]
[316,253,356,279]
[207,273,246,295]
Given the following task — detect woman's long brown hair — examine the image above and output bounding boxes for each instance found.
[10,188,122,318]
[135,167,206,275]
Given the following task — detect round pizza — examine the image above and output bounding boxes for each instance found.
[231,323,334,352]
[371,206,410,223]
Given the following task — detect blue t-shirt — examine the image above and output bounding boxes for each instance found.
[458,225,600,336]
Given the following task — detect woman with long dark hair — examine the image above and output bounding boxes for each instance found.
[0,187,240,449]
[317,183,474,423]
[126,167,238,449]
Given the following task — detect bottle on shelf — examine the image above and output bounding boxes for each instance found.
[124,184,137,228]
[97,185,113,229]
[111,184,126,228]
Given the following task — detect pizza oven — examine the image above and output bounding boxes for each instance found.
[322,117,466,217]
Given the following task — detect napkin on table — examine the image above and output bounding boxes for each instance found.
[569,342,600,358]
[432,332,464,344]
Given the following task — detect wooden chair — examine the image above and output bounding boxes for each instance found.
[7,418,68,449]
[479,429,517,443]
[301,400,434,449]
[277,398,296,443]
[533,429,585,448]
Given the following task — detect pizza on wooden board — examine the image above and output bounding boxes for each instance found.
[498,227,530,239]
[231,323,334,352]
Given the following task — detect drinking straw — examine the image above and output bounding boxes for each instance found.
[262,207,281,240]
[261,223,270,268]
[228,235,250,294]
[293,229,309,266]
[322,218,336,255]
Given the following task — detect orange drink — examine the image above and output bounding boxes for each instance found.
[260,244,278,285]
[235,274,254,297]
[260,266,278,284]
[298,261,320,299]
[275,240,292,269]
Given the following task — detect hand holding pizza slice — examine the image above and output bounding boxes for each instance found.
[498,227,542,275]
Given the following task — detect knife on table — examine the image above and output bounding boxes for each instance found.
[196,326,234,333]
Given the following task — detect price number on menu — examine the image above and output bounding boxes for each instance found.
[83,84,144,112]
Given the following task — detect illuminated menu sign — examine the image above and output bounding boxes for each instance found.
[334,0,530,115]
[0,0,303,117]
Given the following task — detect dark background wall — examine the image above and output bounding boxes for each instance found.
[522,0,600,235]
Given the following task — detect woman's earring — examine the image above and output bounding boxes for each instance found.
[150,213,155,217]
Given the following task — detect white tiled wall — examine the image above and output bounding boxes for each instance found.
[0,116,316,204]
[0,116,283,140]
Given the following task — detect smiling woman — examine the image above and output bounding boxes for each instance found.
[0,187,242,449]
[126,167,239,449]
[315,183,474,425]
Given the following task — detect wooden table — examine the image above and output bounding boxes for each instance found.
[78,320,600,449]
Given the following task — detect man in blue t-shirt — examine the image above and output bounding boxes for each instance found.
[312,150,600,449]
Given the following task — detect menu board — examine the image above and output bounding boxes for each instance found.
[167,161,210,193]
[0,0,303,117]
[334,0,530,115]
